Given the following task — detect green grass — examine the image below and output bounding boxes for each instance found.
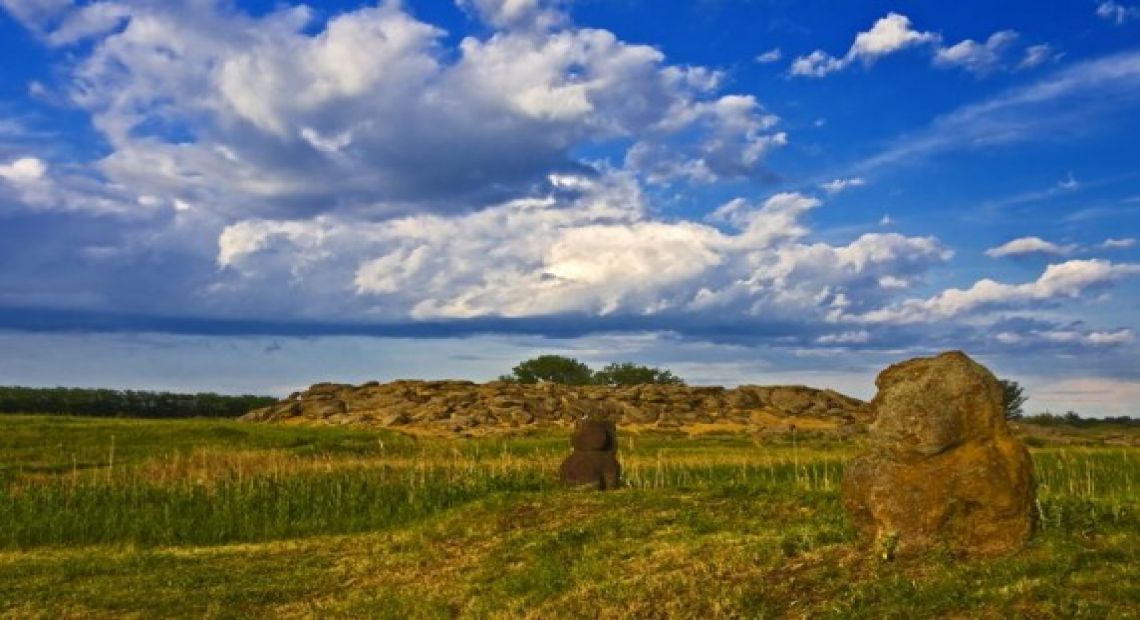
[1,415,1138,618]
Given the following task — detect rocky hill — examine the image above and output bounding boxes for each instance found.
[243,380,869,435]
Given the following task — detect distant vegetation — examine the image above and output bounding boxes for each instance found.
[1021,411,1140,427]
[500,355,685,386]
[0,386,276,419]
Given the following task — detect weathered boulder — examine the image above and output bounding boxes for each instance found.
[842,351,1035,558]
[559,408,621,490]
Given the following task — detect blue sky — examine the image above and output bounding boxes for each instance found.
[1,0,1139,414]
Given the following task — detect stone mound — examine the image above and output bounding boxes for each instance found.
[242,380,868,434]
[842,351,1036,558]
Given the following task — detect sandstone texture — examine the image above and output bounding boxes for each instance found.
[560,413,621,490]
[242,380,867,435]
[842,351,1035,558]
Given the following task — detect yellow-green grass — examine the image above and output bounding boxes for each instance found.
[1,415,1138,618]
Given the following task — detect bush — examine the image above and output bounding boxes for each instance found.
[593,362,685,386]
[503,357,687,386]
[508,356,596,385]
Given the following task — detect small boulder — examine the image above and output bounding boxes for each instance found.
[560,417,621,490]
[842,351,1035,558]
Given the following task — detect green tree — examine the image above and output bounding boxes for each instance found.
[508,355,596,385]
[593,362,685,386]
[1000,379,1027,420]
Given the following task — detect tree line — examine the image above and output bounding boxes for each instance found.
[0,386,277,418]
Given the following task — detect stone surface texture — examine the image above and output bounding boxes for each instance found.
[242,380,867,435]
[842,351,1036,558]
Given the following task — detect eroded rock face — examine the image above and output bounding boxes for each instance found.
[242,380,867,434]
[842,351,1035,558]
[556,403,620,492]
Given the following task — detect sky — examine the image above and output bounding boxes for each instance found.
[1,0,1139,415]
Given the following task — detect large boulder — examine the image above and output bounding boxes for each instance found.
[842,351,1035,558]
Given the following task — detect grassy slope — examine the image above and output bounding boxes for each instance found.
[1,416,1138,619]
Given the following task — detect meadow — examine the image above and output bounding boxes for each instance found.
[1,415,1138,618]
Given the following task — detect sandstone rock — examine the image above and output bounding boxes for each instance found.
[560,418,620,490]
[380,412,408,427]
[242,379,868,434]
[842,351,1035,558]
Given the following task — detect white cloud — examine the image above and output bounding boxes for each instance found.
[791,13,1048,79]
[216,179,950,322]
[995,328,1134,347]
[1017,44,1056,70]
[0,156,47,182]
[849,13,938,60]
[1102,238,1137,249]
[1097,1,1140,24]
[755,48,782,64]
[456,0,564,30]
[821,177,866,194]
[857,259,1140,324]
[985,236,1077,258]
[816,330,870,345]
[46,1,129,46]
[789,50,849,78]
[934,30,1019,75]
[5,1,785,219]
[790,13,938,78]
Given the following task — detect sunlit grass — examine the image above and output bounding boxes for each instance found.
[1,415,1137,618]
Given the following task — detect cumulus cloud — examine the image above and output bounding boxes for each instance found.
[457,0,565,30]
[821,177,866,194]
[217,178,951,322]
[0,156,47,182]
[856,259,1140,324]
[2,0,1135,366]
[934,30,1019,76]
[1097,1,1140,24]
[791,13,942,77]
[790,13,938,78]
[5,0,785,220]
[791,13,1043,79]
[985,236,1077,258]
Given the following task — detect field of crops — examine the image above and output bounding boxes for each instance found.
[2,415,1138,618]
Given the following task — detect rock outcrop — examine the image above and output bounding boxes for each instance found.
[560,409,621,490]
[242,380,867,434]
[842,351,1035,558]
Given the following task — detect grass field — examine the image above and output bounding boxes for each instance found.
[1,415,1138,618]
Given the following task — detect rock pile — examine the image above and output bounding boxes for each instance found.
[560,407,621,490]
[842,351,1036,558]
[242,380,868,434]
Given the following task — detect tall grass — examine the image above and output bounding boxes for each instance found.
[1,417,1137,550]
